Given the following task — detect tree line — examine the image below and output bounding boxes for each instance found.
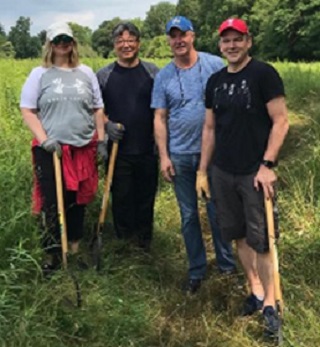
[1,0,319,61]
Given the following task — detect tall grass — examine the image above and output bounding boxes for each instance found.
[0,58,320,346]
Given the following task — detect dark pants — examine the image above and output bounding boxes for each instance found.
[33,147,85,254]
[111,153,158,244]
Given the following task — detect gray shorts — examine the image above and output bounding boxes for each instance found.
[210,165,278,254]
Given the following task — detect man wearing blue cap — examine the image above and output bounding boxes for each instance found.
[151,16,236,293]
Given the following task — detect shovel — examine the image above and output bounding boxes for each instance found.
[91,140,119,271]
[53,152,82,307]
[264,197,284,344]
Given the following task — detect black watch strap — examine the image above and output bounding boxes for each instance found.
[261,160,276,169]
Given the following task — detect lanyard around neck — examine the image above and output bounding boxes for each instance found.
[174,57,205,108]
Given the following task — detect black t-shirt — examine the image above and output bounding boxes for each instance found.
[205,59,285,174]
[102,62,155,155]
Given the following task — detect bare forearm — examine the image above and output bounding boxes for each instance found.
[199,108,215,172]
[21,108,47,143]
[154,112,169,159]
[263,118,289,161]
[264,96,289,161]
[94,108,105,142]
[199,125,215,172]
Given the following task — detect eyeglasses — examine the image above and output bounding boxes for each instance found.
[52,35,73,45]
[114,39,138,46]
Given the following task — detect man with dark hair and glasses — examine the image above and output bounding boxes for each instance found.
[96,22,159,251]
[151,16,236,293]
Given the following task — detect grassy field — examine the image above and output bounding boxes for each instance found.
[0,58,320,346]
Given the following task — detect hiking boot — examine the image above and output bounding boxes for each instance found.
[241,293,263,316]
[181,278,202,294]
[263,306,280,338]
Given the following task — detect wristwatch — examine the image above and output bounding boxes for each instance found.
[261,159,276,169]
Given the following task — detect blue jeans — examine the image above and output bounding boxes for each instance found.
[171,153,236,279]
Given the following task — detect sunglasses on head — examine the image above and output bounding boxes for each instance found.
[51,35,73,45]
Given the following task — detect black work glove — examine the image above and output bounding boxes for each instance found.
[97,140,108,161]
[41,138,62,157]
[105,121,125,142]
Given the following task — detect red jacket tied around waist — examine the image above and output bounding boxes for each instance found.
[32,137,98,214]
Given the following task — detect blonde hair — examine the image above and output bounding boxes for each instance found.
[42,39,80,68]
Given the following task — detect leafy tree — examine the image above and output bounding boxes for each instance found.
[66,23,98,58]
[8,16,41,58]
[37,30,47,45]
[0,41,15,58]
[174,0,320,61]
[143,2,176,38]
[0,23,6,45]
[130,18,144,32]
[196,0,255,53]
[0,23,5,36]
[176,0,201,31]
[78,44,98,58]
[252,0,320,61]
[92,17,122,58]
[144,35,172,58]
[28,36,42,57]
[68,23,92,46]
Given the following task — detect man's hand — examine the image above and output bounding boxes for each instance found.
[105,121,125,141]
[254,165,277,199]
[97,140,108,161]
[41,138,62,157]
[160,156,175,182]
[196,170,211,199]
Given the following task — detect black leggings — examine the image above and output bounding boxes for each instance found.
[33,147,85,254]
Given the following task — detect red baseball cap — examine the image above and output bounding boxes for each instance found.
[218,18,249,35]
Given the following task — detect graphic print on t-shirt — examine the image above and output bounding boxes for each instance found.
[214,79,252,112]
[205,59,285,175]
[52,78,86,94]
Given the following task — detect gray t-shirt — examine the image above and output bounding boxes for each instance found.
[20,64,104,147]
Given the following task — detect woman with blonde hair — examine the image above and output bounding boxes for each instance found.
[20,22,107,275]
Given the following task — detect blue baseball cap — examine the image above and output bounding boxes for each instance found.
[165,16,194,35]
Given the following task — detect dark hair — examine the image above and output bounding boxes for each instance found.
[112,22,140,41]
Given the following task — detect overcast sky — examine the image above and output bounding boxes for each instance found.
[1,0,178,35]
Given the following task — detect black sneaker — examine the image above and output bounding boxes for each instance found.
[69,254,89,271]
[241,293,264,316]
[263,306,280,338]
[41,253,61,279]
[41,263,58,279]
[76,255,89,270]
[137,239,151,253]
[182,279,202,294]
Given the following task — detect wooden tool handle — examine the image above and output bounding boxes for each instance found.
[264,197,284,316]
[53,152,68,268]
[98,141,119,227]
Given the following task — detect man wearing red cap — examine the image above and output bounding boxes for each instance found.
[197,18,289,337]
